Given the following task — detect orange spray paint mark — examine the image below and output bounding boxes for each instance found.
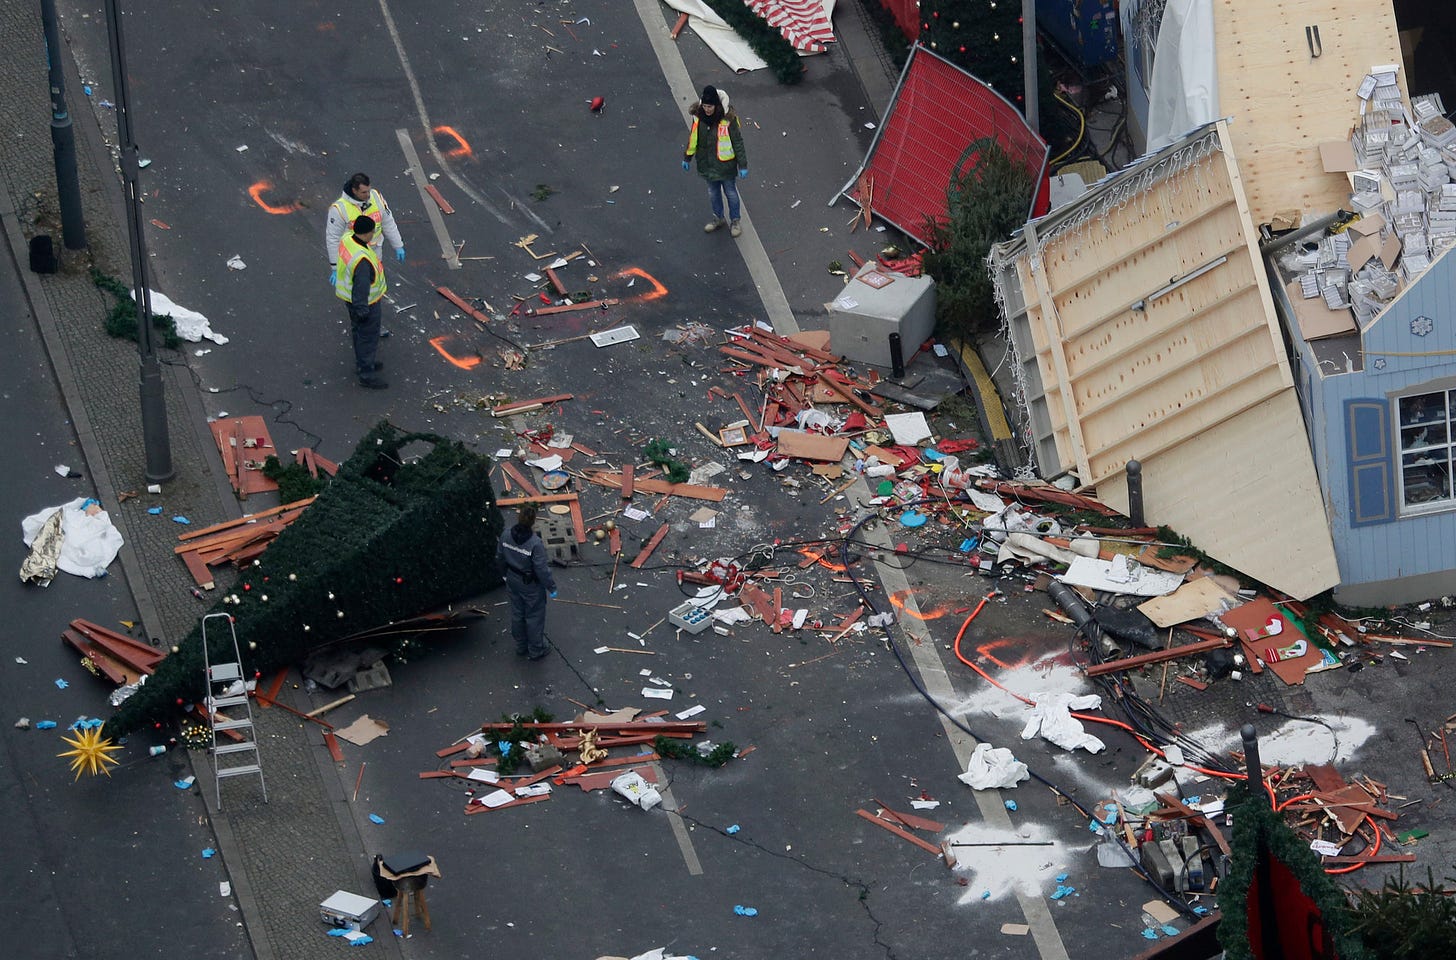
[247,181,302,215]
[616,266,668,303]
[975,639,1020,670]
[888,588,950,621]
[797,547,846,572]
[433,125,473,159]
[429,335,480,370]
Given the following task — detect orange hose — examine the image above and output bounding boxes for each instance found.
[950,601,1260,786]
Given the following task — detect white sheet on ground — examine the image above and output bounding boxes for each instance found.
[958,743,1030,789]
[132,289,229,344]
[21,498,124,579]
[664,1,768,72]
[1145,0,1218,151]
[1020,692,1106,753]
[1058,554,1184,597]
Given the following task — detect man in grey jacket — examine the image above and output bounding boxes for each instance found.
[325,172,405,270]
[496,504,558,660]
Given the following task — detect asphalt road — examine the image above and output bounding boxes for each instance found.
[44,2,1456,959]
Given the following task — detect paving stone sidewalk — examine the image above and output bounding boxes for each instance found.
[0,6,383,958]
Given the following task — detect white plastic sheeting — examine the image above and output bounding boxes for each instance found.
[957,743,1031,790]
[1145,0,1219,151]
[20,498,124,580]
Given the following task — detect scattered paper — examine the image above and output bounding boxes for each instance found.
[467,768,500,783]
[525,454,564,471]
[641,687,674,700]
[623,506,650,521]
[675,705,706,719]
[1001,924,1030,936]
[883,411,932,445]
[226,255,247,270]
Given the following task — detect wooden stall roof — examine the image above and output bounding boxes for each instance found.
[1213,0,1405,226]
[993,121,1340,599]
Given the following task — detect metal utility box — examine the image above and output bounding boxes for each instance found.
[320,890,381,929]
[826,263,936,369]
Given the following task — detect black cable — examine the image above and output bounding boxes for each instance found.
[159,353,323,449]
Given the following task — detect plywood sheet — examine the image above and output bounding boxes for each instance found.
[1213,0,1405,225]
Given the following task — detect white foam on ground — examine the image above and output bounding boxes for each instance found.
[949,654,1093,720]
[1180,715,1377,767]
[946,820,1091,903]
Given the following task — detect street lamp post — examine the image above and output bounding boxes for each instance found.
[103,0,172,481]
[40,0,86,250]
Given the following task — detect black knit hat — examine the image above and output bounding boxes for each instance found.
[700,85,721,108]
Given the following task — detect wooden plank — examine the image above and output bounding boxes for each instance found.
[621,463,634,500]
[491,394,573,417]
[855,809,944,857]
[1022,222,1092,480]
[323,730,345,762]
[630,523,670,569]
[543,266,567,296]
[436,286,492,325]
[568,497,586,544]
[1083,638,1231,677]
[498,461,540,496]
[424,183,455,214]
[181,549,215,589]
[819,371,883,418]
[435,742,471,758]
[178,498,316,542]
[463,793,551,815]
[496,492,577,507]
[873,799,945,833]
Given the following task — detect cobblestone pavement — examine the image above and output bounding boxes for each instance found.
[0,5,376,958]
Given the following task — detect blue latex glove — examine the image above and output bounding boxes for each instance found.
[738,167,748,180]
[549,590,558,599]
[681,159,690,172]
[327,267,336,285]
[395,247,406,263]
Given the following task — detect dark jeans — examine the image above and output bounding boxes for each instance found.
[506,574,549,657]
[348,300,382,377]
[707,178,741,220]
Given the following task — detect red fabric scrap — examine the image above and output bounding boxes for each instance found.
[938,438,979,454]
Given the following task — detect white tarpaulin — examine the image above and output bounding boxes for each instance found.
[131,289,229,344]
[663,0,834,73]
[1145,0,1218,151]
[21,498,124,580]
[957,743,1030,790]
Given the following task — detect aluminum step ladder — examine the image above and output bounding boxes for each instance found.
[201,612,267,808]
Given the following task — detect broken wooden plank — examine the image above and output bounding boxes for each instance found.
[543,266,567,296]
[463,793,551,815]
[491,394,573,417]
[524,298,619,318]
[498,461,540,497]
[873,798,945,833]
[568,497,587,544]
[177,498,316,542]
[620,463,634,500]
[631,523,670,569]
[435,742,471,759]
[436,286,492,326]
[855,809,944,856]
[181,549,216,590]
[323,730,345,762]
[424,183,455,214]
[1083,638,1231,677]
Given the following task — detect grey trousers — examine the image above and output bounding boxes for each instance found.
[348,300,382,377]
[506,575,549,657]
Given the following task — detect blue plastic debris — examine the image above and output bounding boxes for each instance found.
[958,537,979,553]
[497,741,512,755]
[1005,800,1017,812]
[202,848,216,859]
[922,448,944,462]
[1141,929,1159,940]
[83,83,93,95]
[368,813,385,824]
[1050,885,1076,900]
[899,510,927,527]
[1056,873,1068,883]
[1160,924,1179,937]
[1192,905,1209,916]
[175,777,195,789]
[980,890,991,900]
[147,506,163,515]
[733,905,758,917]
[172,515,191,525]
[55,678,69,689]
[348,936,372,947]
[35,720,57,730]
[725,824,740,834]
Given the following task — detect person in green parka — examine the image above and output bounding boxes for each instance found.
[682,85,748,237]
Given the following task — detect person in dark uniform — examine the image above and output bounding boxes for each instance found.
[495,504,557,659]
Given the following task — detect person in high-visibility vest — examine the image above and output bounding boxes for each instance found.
[325,172,405,274]
[334,216,389,389]
[682,85,748,237]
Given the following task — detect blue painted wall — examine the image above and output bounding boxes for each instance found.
[1291,249,1456,592]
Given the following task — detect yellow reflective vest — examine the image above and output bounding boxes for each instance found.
[332,189,386,243]
[334,235,386,305]
[687,117,735,161]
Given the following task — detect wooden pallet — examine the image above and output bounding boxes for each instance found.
[208,416,280,499]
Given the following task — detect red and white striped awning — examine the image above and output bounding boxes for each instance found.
[746,0,835,53]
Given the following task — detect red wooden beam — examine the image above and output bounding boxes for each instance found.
[630,523,670,569]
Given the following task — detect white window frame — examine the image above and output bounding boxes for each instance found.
[1395,386,1456,515]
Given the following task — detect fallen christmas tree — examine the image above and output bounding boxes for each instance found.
[109,421,503,737]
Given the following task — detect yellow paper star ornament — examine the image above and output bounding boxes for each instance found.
[58,724,123,780]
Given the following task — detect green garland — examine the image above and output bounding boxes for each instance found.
[701,0,804,85]
[260,454,330,505]
[1218,784,1370,960]
[655,734,737,767]
[643,438,690,484]
[109,421,504,736]
[92,268,181,349]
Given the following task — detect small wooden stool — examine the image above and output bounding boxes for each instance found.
[391,875,431,935]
